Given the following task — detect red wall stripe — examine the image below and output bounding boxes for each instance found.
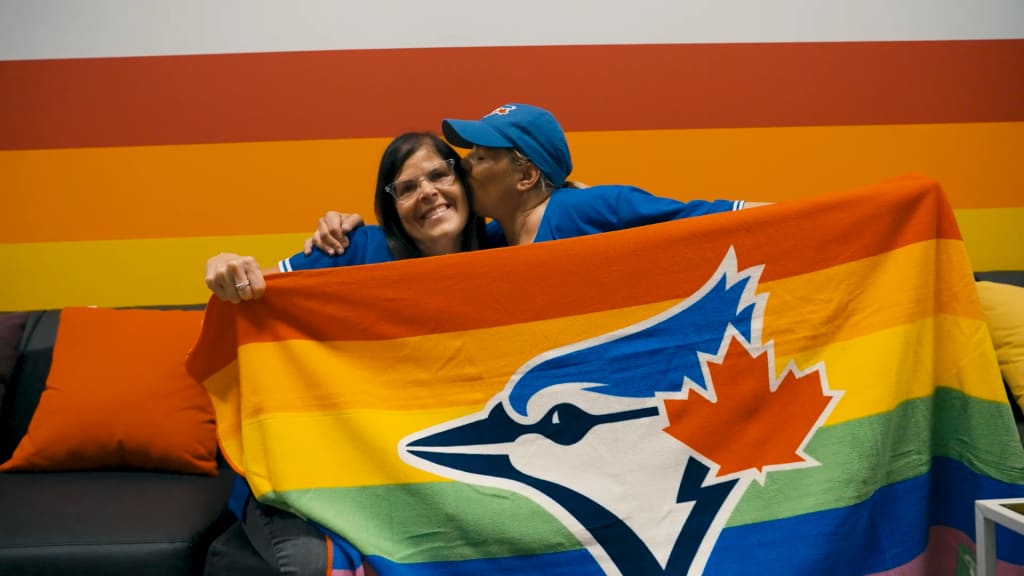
[2,40,1022,151]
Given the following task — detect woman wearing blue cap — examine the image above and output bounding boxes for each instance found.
[310,103,761,252]
[443,103,749,246]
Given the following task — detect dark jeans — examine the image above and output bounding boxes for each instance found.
[205,497,328,576]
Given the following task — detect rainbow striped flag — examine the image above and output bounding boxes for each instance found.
[187,175,1024,576]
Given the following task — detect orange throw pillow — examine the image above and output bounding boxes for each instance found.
[0,307,218,475]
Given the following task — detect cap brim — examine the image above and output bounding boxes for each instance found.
[442,119,514,149]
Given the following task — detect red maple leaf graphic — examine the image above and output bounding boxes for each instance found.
[663,336,835,478]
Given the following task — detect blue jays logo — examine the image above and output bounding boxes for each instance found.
[400,248,839,575]
[486,104,517,117]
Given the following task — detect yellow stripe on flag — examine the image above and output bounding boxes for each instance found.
[235,315,1000,493]
[784,315,1004,426]
[203,360,245,470]
[761,238,983,356]
[242,407,475,496]
[236,299,679,417]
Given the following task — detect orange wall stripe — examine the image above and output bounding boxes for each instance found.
[1,40,1022,150]
[1,137,391,243]
[2,122,1021,244]
[570,123,1024,212]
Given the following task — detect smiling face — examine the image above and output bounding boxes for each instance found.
[392,146,470,257]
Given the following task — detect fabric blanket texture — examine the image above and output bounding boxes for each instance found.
[187,175,1024,576]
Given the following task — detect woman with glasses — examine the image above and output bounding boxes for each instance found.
[204,131,488,304]
[202,132,489,576]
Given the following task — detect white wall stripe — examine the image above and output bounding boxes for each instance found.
[1,0,1022,61]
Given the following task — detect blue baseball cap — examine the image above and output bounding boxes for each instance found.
[442,104,573,187]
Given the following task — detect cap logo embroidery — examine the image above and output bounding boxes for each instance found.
[487,105,517,117]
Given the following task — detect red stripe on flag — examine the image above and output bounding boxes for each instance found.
[186,175,959,382]
[283,178,951,331]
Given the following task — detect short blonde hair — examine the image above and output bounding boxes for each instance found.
[509,149,555,192]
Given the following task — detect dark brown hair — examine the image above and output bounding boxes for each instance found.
[374,132,487,259]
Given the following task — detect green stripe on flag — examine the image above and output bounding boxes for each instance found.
[264,481,583,561]
[262,388,1023,561]
[728,386,1024,526]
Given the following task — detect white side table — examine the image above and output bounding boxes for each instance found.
[975,498,1024,576]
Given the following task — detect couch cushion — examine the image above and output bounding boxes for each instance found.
[975,270,1024,288]
[0,310,58,463]
[976,280,1024,413]
[203,521,278,576]
[0,312,29,423]
[0,469,236,576]
[0,307,218,475]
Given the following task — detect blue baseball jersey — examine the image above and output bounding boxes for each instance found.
[486,184,742,246]
[278,225,394,272]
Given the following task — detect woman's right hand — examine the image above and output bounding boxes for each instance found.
[303,212,365,256]
[205,253,267,303]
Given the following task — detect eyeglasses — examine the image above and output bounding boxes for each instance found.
[385,159,457,203]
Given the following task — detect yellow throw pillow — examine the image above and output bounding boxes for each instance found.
[976,281,1024,412]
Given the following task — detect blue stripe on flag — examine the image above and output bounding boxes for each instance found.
[335,458,1024,575]
[708,457,1024,574]
[929,456,1024,564]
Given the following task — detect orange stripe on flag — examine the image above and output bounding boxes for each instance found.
[243,176,958,339]
[186,174,959,382]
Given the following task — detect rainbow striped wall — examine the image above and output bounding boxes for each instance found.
[1,0,1022,311]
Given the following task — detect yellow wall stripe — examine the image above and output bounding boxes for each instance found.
[955,207,1024,271]
[0,233,308,311]
[0,214,1018,312]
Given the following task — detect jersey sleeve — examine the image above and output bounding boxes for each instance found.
[610,186,741,228]
[277,226,393,271]
[546,186,742,239]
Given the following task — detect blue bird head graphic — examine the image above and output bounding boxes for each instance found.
[399,248,769,576]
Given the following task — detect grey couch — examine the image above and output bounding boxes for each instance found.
[0,308,237,576]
